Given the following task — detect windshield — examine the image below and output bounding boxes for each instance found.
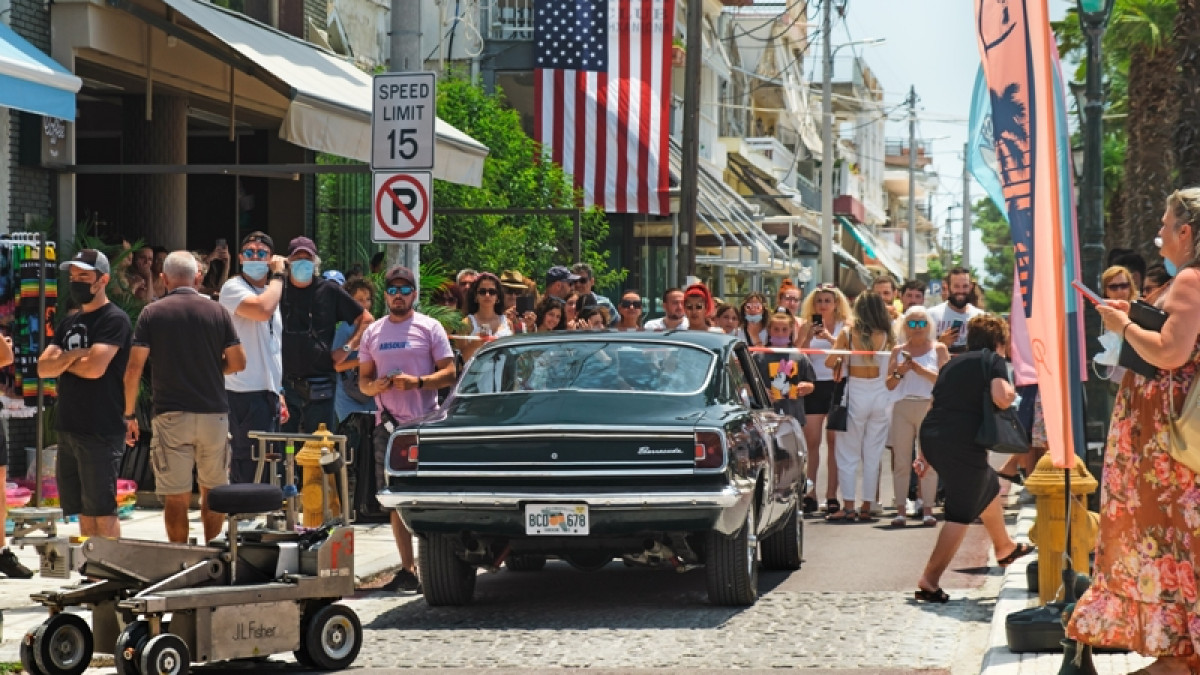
[457,340,715,395]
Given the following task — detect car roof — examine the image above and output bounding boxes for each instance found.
[482,329,739,352]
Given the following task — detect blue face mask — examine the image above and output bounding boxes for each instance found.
[242,261,269,281]
[1156,236,1179,276]
[745,313,763,323]
[290,260,315,283]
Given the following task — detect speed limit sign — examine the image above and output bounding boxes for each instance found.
[371,72,436,171]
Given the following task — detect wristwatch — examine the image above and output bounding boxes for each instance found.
[341,344,353,352]
[890,371,902,380]
[417,377,424,390]
[270,272,286,282]
[124,413,136,420]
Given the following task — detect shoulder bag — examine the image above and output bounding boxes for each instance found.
[825,338,850,432]
[1166,369,1200,473]
[973,349,1030,454]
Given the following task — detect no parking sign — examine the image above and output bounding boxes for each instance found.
[372,172,433,243]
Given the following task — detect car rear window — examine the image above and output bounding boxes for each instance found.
[457,341,715,395]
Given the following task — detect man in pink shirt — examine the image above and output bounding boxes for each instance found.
[358,265,456,592]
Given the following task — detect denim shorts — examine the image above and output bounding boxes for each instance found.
[57,431,125,517]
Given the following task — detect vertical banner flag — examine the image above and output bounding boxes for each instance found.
[534,0,675,215]
[975,0,1078,468]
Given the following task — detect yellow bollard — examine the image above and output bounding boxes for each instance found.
[1024,453,1099,605]
[293,424,342,528]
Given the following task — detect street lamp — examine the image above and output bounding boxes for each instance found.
[818,0,885,284]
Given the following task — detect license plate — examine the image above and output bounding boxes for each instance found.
[524,504,589,535]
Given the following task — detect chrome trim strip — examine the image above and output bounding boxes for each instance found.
[412,468,696,478]
[418,431,695,441]
[419,460,692,467]
[417,425,695,438]
[377,485,744,509]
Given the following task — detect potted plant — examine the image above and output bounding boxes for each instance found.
[672,37,686,67]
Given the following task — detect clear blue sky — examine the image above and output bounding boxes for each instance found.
[828,0,1073,272]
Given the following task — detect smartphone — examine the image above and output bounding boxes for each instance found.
[811,314,823,327]
[215,238,227,249]
[516,294,535,314]
[901,350,911,362]
[1071,279,1108,307]
[951,319,964,331]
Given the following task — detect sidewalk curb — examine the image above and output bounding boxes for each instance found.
[979,492,1038,675]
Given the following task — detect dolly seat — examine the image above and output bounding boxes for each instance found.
[208,484,283,516]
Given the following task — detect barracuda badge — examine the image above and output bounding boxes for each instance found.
[638,446,683,455]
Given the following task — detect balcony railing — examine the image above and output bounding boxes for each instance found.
[744,136,796,181]
[795,175,821,211]
[484,0,535,41]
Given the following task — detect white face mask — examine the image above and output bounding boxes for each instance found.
[744,313,762,323]
[1095,330,1123,367]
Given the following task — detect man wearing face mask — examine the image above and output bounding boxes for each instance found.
[281,237,372,433]
[927,267,983,355]
[37,250,132,538]
[219,232,288,483]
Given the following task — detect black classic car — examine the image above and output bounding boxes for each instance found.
[376,330,807,606]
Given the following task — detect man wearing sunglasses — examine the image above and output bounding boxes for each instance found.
[358,266,456,593]
[571,262,616,322]
[280,236,373,434]
[219,231,289,484]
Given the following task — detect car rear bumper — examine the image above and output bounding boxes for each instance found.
[376,485,744,510]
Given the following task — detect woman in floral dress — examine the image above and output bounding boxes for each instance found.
[1067,189,1200,675]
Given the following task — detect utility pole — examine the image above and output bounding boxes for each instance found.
[962,142,972,271]
[906,86,917,281]
[819,0,834,284]
[678,0,704,286]
[390,0,420,273]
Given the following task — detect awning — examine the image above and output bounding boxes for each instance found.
[838,216,906,281]
[0,22,81,120]
[158,0,489,186]
[667,139,793,273]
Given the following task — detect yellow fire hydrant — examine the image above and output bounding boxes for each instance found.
[1024,453,1100,605]
[294,423,342,527]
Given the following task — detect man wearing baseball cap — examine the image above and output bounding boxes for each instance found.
[358,265,456,593]
[280,236,372,433]
[219,231,289,483]
[37,249,132,538]
[544,266,579,301]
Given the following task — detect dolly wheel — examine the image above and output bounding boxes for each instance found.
[21,627,47,675]
[299,604,362,670]
[139,633,190,675]
[32,613,94,675]
[114,620,151,675]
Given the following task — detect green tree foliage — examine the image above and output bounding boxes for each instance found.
[428,77,622,289]
[971,198,1014,312]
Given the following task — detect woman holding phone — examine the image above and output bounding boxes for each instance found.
[1067,188,1200,674]
[457,273,512,361]
[798,284,853,514]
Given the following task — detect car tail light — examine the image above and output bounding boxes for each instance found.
[694,430,724,470]
[387,432,419,473]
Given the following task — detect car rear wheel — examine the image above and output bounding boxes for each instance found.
[705,506,759,606]
[420,534,477,606]
[761,501,803,570]
[505,554,547,572]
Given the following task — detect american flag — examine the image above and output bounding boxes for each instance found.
[534,0,674,215]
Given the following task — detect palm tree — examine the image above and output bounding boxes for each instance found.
[1176,1,1200,189]
[1056,0,1177,256]
[991,83,1031,187]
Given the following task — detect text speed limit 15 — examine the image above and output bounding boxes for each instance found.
[371,72,436,171]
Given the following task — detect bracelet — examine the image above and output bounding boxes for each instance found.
[270,272,286,282]
[417,376,424,390]
[1122,321,1134,340]
[124,414,135,421]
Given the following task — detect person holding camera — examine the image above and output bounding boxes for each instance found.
[884,305,948,527]
[359,265,457,593]
[280,237,372,434]
[928,267,983,355]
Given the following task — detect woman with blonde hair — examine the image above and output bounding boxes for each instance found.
[1100,265,1139,304]
[797,283,853,514]
[1067,188,1200,674]
[824,291,895,522]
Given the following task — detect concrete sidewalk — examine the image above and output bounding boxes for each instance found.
[979,490,1153,674]
[0,502,404,661]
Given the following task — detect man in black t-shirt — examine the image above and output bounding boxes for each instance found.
[281,237,372,433]
[38,249,132,539]
[123,251,246,543]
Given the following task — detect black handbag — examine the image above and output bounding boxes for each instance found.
[293,375,336,403]
[1118,300,1168,379]
[826,377,849,432]
[974,349,1030,454]
[339,367,374,405]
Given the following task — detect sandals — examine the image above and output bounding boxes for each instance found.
[857,510,878,523]
[825,509,857,522]
[997,542,1036,567]
[922,515,938,527]
[825,498,841,514]
[997,468,1027,485]
[802,495,819,514]
[914,587,950,603]
[890,515,907,528]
